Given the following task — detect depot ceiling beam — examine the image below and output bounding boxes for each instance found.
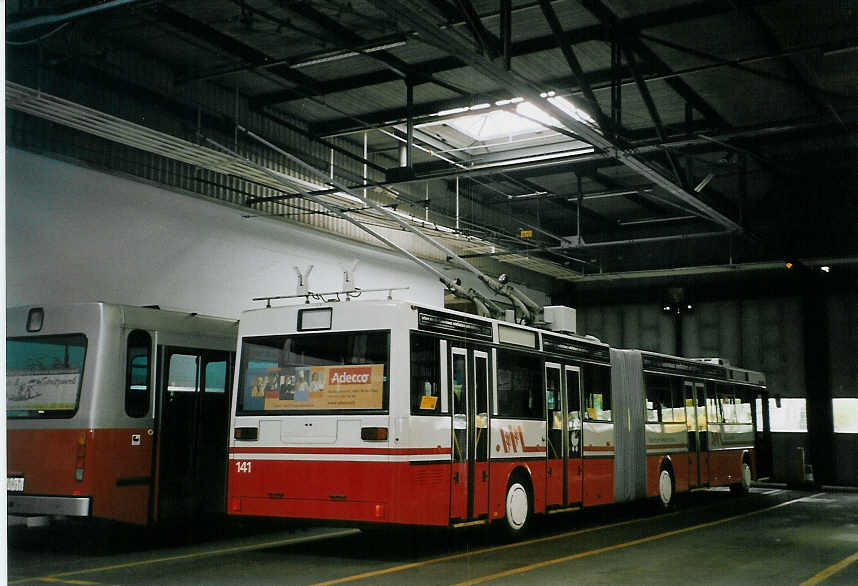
[494,177,617,231]
[739,5,845,128]
[368,0,742,232]
[382,117,854,185]
[579,0,729,129]
[537,0,612,134]
[155,4,319,94]
[250,0,771,109]
[276,1,468,98]
[309,64,648,137]
[622,44,688,190]
[454,0,500,58]
[586,170,678,218]
[458,230,730,258]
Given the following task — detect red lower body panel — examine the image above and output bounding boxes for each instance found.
[707,450,747,486]
[582,457,614,506]
[7,428,154,524]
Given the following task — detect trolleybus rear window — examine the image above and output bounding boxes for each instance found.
[237,330,390,414]
[6,334,87,418]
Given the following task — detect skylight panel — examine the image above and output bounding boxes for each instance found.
[442,96,596,142]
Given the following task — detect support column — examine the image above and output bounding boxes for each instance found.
[406,79,414,172]
[803,274,834,484]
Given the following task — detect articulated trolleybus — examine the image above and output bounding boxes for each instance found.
[7,303,237,525]
[228,298,764,536]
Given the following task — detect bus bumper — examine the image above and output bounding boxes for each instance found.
[8,495,91,517]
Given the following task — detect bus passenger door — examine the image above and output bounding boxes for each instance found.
[753,390,773,479]
[565,366,582,506]
[696,383,709,484]
[194,355,232,515]
[155,347,231,520]
[472,351,490,519]
[450,347,469,521]
[545,363,564,508]
[685,381,708,487]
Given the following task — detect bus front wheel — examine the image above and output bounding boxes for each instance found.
[503,480,531,538]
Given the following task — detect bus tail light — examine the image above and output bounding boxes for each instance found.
[234,427,259,441]
[75,432,87,482]
[360,427,388,441]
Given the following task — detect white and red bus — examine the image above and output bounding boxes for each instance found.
[7,303,237,525]
[227,299,765,535]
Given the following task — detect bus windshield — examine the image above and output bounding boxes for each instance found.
[6,334,87,418]
[237,330,390,414]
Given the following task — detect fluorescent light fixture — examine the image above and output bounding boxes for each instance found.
[292,41,407,68]
[470,103,490,110]
[436,106,470,117]
[821,265,831,273]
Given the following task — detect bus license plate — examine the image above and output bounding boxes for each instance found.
[7,477,24,492]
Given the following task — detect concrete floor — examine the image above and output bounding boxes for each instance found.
[7,488,858,585]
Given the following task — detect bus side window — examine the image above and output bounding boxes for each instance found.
[125,330,151,418]
[496,349,543,419]
[204,360,227,393]
[644,374,673,423]
[410,333,441,414]
[583,365,612,421]
[708,383,724,424]
[733,385,753,424]
[671,378,686,422]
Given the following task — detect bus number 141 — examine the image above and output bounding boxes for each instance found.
[234,461,252,474]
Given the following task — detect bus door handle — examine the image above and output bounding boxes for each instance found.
[453,472,460,483]
[482,470,488,482]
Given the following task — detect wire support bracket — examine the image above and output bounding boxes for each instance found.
[253,286,411,307]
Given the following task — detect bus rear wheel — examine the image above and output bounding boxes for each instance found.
[730,461,752,495]
[503,480,531,538]
[657,467,674,509]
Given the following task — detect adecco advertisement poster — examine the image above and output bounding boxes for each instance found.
[245,364,385,411]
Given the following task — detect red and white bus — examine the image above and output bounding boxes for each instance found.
[226,299,765,535]
[7,303,237,525]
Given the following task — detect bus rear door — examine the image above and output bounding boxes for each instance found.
[685,381,709,487]
[565,365,583,505]
[546,363,583,509]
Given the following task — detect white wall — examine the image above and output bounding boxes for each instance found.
[6,149,448,318]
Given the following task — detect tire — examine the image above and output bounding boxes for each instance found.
[730,461,752,495]
[503,479,531,538]
[657,467,675,509]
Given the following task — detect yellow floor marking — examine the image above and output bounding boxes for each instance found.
[311,510,683,586]
[454,493,822,585]
[38,579,106,585]
[799,550,858,586]
[10,529,360,585]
